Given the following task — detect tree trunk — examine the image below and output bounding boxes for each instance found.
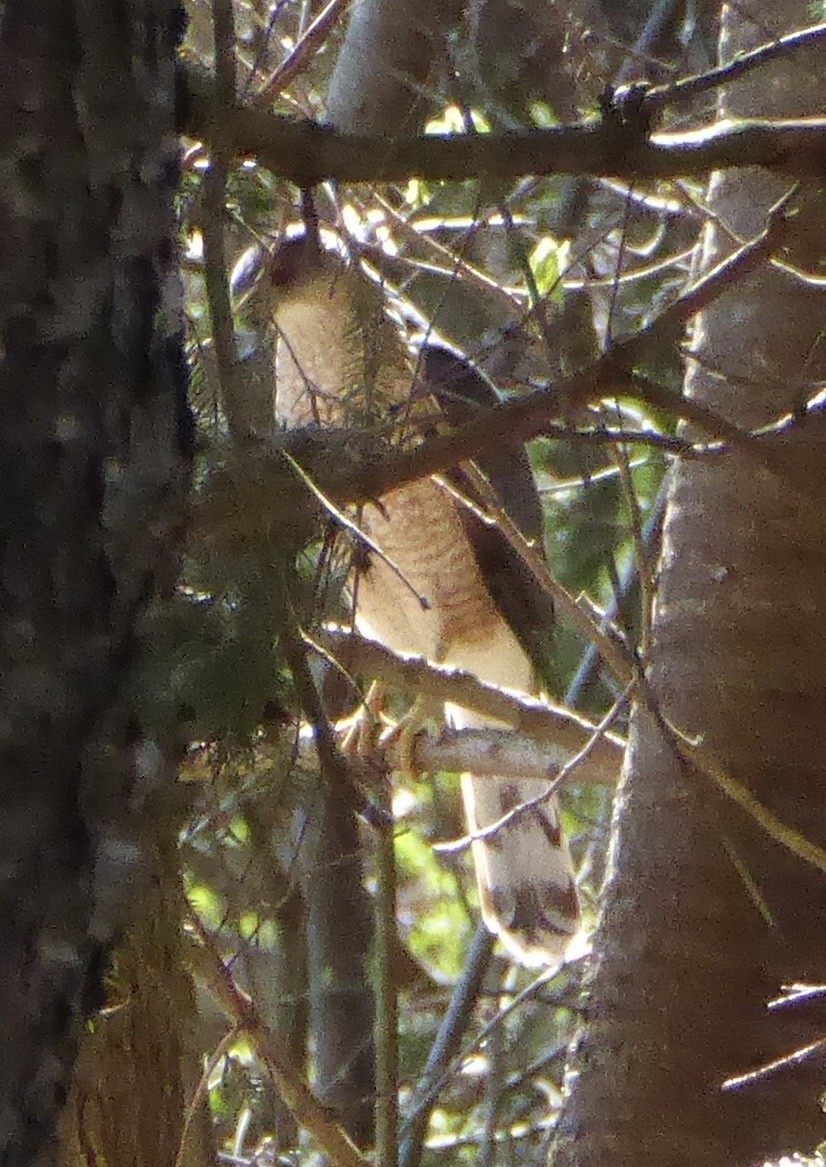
[60,843,213,1167]
[0,3,189,1164]
[301,780,377,1148]
[554,4,826,1164]
[326,0,462,135]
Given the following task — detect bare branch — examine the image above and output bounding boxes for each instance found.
[646,20,826,112]
[315,628,625,785]
[334,197,794,499]
[180,62,826,185]
[251,0,351,106]
[185,921,370,1167]
[409,726,621,788]
[432,695,627,858]
[399,925,493,1167]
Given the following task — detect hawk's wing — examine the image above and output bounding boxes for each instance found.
[418,346,557,679]
[268,237,580,965]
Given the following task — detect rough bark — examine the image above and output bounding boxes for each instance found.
[0,2,189,1164]
[60,843,213,1167]
[554,3,826,1165]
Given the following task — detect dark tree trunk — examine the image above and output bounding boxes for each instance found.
[302,780,377,1147]
[0,3,189,1164]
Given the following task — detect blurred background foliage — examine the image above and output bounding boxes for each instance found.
[137,0,718,1162]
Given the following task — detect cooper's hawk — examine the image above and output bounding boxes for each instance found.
[267,235,580,966]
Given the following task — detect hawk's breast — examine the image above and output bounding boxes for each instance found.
[355,477,503,662]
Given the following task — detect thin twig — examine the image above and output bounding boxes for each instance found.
[435,692,629,856]
[399,925,493,1167]
[615,0,685,86]
[400,965,560,1146]
[253,0,351,105]
[185,921,369,1167]
[607,402,654,653]
[653,706,826,877]
[565,480,667,706]
[478,969,512,1167]
[342,195,794,503]
[645,20,826,112]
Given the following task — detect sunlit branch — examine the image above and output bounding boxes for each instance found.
[180,62,826,186]
[313,627,626,786]
[646,20,826,112]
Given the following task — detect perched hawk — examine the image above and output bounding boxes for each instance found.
[268,235,580,966]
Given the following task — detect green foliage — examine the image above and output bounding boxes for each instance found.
[395,822,473,979]
[186,876,226,929]
[528,235,568,303]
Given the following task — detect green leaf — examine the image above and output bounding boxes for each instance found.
[529,235,569,302]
